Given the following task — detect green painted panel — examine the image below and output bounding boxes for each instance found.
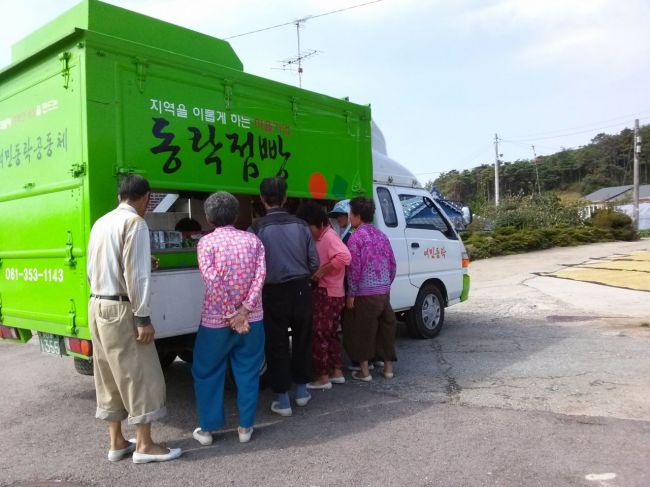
[460,274,470,302]
[11,0,242,70]
[112,57,370,199]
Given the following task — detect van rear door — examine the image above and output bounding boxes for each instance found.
[396,190,463,303]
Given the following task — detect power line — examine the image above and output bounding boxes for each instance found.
[501,117,650,143]
[503,110,650,140]
[224,0,384,40]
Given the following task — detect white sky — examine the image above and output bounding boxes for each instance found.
[2,0,650,183]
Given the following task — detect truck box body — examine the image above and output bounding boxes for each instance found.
[0,0,372,349]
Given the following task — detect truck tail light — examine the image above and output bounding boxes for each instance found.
[462,252,470,268]
[0,326,19,340]
[65,337,93,357]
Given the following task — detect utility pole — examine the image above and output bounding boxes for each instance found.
[494,133,500,206]
[531,145,542,196]
[633,119,641,230]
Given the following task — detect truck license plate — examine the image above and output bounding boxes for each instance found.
[38,333,65,356]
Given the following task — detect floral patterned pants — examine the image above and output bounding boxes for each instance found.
[312,287,345,376]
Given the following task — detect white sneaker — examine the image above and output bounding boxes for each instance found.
[107,439,136,462]
[295,392,312,407]
[193,427,213,446]
[306,381,332,390]
[330,376,346,384]
[132,447,182,464]
[271,401,293,417]
[238,426,254,443]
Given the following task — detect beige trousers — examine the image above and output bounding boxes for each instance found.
[88,298,167,424]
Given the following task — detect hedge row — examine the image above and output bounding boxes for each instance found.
[462,224,637,261]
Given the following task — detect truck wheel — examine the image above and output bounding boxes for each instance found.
[157,351,177,369]
[74,357,94,376]
[407,283,445,339]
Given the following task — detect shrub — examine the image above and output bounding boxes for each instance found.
[590,208,634,229]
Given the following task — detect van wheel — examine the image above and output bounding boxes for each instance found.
[407,284,445,339]
[74,357,94,376]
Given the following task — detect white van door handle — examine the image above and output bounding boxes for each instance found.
[411,242,420,248]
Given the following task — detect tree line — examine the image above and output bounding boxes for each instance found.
[430,125,650,204]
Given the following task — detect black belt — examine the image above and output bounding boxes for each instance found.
[91,294,130,302]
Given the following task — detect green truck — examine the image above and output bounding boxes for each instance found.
[0,0,373,371]
[1,0,471,374]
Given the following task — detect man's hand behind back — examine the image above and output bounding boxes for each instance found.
[135,324,155,344]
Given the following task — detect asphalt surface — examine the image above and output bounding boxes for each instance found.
[1,240,649,487]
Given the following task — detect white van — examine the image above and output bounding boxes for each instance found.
[370,123,471,338]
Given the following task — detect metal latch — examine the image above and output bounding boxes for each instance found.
[134,58,148,93]
[70,163,86,178]
[65,231,76,267]
[68,299,77,335]
[224,81,233,110]
[0,294,3,324]
[59,51,72,89]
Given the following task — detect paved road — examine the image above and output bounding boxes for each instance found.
[1,240,649,487]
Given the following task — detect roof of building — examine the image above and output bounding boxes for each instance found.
[585,184,650,202]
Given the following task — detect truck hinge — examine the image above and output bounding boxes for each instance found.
[65,231,76,268]
[291,97,299,121]
[351,172,365,194]
[70,163,86,178]
[224,81,233,110]
[134,58,148,93]
[114,166,145,176]
[59,51,72,89]
[344,110,352,135]
[68,299,77,335]
[0,294,3,324]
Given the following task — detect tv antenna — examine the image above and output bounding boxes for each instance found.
[277,18,321,87]
[225,1,384,88]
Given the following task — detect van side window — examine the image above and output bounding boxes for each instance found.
[398,194,456,238]
[376,187,398,227]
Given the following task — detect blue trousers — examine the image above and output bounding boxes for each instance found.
[192,322,265,431]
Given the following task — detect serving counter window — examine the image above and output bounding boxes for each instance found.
[144,191,263,253]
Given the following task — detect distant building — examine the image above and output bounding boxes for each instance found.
[584,184,650,230]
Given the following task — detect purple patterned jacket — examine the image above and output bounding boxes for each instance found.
[346,223,396,297]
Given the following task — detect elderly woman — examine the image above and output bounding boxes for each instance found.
[296,201,351,389]
[343,196,397,381]
[192,192,266,446]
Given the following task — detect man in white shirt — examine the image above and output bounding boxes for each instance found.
[87,174,181,464]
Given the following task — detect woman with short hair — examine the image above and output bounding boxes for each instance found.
[192,192,266,445]
[296,201,351,389]
[343,196,397,381]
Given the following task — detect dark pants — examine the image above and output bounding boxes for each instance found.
[343,294,397,363]
[262,278,313,393]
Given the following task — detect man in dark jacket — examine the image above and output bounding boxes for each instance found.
[250,177,319,416]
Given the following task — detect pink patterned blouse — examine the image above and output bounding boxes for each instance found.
[197,226,266,328]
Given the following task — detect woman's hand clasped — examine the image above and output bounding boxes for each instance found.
[227,306,251,334]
